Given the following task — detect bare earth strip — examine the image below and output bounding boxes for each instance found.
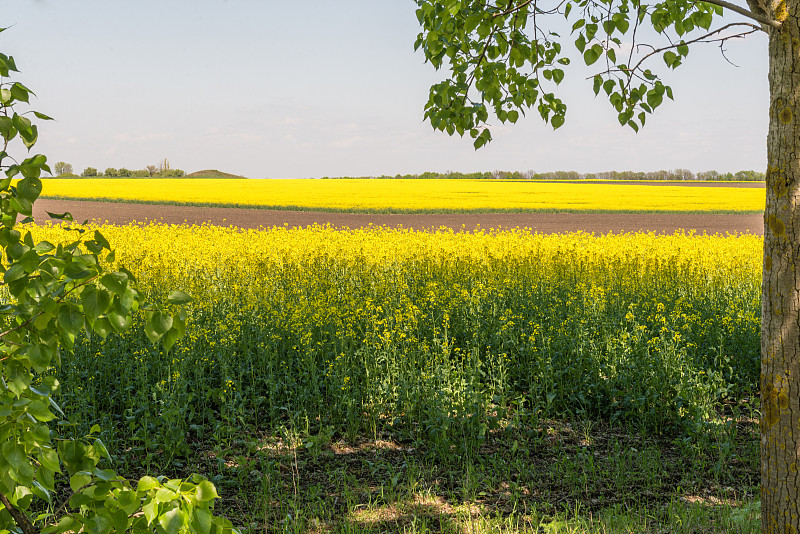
[33,199,764,235]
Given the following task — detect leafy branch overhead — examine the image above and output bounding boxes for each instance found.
[414,0,769,147]
[0,32,238,534]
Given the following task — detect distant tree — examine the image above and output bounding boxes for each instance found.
[81,166,97,177]
[145,164,157,176]
[697,170,721,180]
[672,168,695,180]
[157,157,170,173]
[53,161,72,176]
[158,168,185,178]
[118,167,131,177]
[735,170,764,181]
[104,167,118,177]
[132,169,150,177]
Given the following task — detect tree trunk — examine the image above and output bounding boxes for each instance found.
[763,5,800,530]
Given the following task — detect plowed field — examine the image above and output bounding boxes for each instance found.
[33,199,763,235]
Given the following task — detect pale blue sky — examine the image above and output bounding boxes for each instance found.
[2,0,768,178]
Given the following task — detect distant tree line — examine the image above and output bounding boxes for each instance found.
[322,169,765,181]
[50,158,185,178]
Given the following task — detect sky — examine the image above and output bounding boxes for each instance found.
[0,0,769,179]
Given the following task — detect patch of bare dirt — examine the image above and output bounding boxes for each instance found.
[33,199,764,235]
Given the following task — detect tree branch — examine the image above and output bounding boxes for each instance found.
[626,22,760,76]
[694,0,780,30]
[0,492,38,534]
[492,0,534,18]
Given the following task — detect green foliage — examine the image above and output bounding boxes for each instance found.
[414,0,730,144]
[156,169,186,178]
[0,43,237,533]
[52,162,72,177]
[118,167,131,177]
[104,167,118,177]
[81,167,97,177]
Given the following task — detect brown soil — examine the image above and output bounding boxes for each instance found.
[33,199,764,235]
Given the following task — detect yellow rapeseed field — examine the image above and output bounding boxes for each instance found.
[39,178,765,212]
[32,222,760,447]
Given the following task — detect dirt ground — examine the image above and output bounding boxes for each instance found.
[32,199,764,235]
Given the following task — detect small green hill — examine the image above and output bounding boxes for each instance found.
[184,169,247,179]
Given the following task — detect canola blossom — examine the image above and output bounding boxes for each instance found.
[26,223,761,454]
[39,178,765,213]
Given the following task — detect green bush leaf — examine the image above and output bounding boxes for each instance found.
[159,508,186,534]
[81,286,111,323]
[69,472,92,492]
[167,290,192,305]
[195,480,219,502]
[100,272,128,294]
[58,305,84,336]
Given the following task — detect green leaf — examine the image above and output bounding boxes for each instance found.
[39,448,61,473]
[167,290,192,305]
[100,272,128,294]
[26,399,55,422]
[583,44,602,66]
[81,286,111,323]
[93,317,113,339]
[0,115,16,141]
[191,509,214,534]
[574,34,586,52]
[159,508,186,534]
[195,480,219,502]
[10,196,32,216]
[647,89,663,109]
[64,261,92,280]
[20,249,40,273]
[69,472,92,492]
[663,50,678,68]
[137,475,161,493]
[58,305,84,336]
[94,230,110,250]
[118,489,140,515]
[161,327,181,353]
[35,240,55,253]
[107,310,131,333]
[17,177,42,202]
[4,262,26,283]
[28,344,53,373]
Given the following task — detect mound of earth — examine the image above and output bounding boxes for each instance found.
[183,169,246,179]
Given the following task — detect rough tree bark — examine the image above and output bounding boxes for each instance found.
[763,1,800,529]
